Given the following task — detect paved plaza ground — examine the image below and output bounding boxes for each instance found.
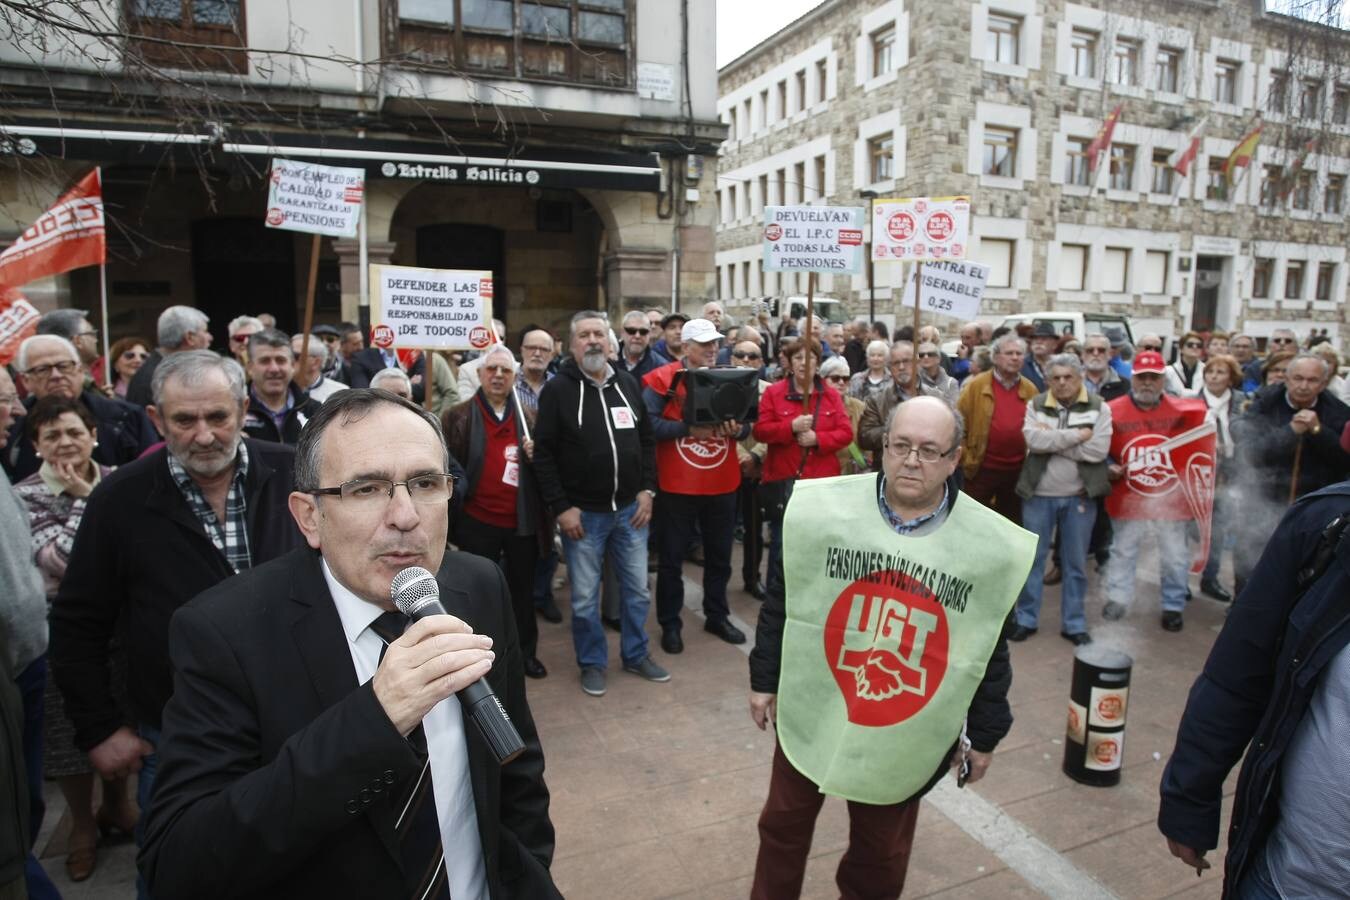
[35,543,1238,899]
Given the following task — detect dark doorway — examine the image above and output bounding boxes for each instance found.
[1191,256,1224,333]
[416,224,507,327]
[191,218,297,343]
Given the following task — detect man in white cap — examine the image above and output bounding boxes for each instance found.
[642,318,751,653]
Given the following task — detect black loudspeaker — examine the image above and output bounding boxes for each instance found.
[681,367,760,426]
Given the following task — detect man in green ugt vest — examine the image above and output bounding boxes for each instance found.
[748,396,1035,899]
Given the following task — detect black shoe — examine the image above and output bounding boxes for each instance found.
[523,657,548,679]
[745,581,768,601]
[1008,625,1037,642]
[1161,611,1184,632]
[536,599,562,624]
[1200,579,1233,603]
[661,629,684,654]
[704,618,746,644]
[1185,588,1193,602]
[602,615,621,633]
[1060,631,1092,646]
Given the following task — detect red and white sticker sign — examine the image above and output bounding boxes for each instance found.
[265,158,364,238]
[370,264,494,352]
[872,196,970,261]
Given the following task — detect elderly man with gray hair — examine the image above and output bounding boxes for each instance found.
[1010,353,1113,646]
[955,333,1039,524]
[125,305,213,406]
[49,350,305,882]
[291,333,348,404]
[369,367,413,399]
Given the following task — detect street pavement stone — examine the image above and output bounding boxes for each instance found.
[33,540,1235,898]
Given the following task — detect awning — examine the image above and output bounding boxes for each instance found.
[0,119,664,193]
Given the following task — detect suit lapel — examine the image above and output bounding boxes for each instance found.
[286,551,404,867]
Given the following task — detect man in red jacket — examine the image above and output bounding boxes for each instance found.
[643,318,750,653]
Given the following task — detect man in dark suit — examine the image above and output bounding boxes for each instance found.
[140,389,557,900]
[348,342,431,404]
[49,350,306,892]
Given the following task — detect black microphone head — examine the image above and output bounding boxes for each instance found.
[391,566,440,618]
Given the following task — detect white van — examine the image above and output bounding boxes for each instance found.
[996,311,1135,347]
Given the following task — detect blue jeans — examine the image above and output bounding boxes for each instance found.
[1236,850,1281,900]
[1201,489,1231,584]
[16,656,62,900]
[136,724,161,900]
[561,502,650,669]
[1016,496,1096,635]
[1106,518,1189,613]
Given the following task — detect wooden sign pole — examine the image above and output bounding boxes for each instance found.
[295,233,321,390]
[802,271,816,412]
[911,260,923,387]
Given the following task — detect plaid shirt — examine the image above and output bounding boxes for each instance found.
[513,373,550,420]
[167,442,253,573]
[877,476,949,536]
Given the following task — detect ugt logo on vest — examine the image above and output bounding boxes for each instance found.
[823,572,950,727]
[675,437,729,470]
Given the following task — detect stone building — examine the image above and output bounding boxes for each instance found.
[0,0,723,343]
[715,0,1349,346]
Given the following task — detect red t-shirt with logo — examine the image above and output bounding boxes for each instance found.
[982,378,1028,470]
[465,402,519,529]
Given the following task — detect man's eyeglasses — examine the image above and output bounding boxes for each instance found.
[1084,346,1109,355]
[918,351,939,359]
[623,327,649,336]
[732,351,762,361]
[1270,337,1295,344]
[24,360,79,379]
[883,440,956,463]
[522,345,553,355]
[1138,344,1162,352]
[305,473,459,505]
[230,333,251,344]
[75,329,98,340]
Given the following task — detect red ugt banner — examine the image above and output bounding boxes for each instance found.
[0,170,106,290]
[0,287,41,367]
[1105,396,1217,573]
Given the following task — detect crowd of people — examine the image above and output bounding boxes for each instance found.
[2,297,1348,898]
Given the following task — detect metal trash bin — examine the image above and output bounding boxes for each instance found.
[1063,645,1132,786]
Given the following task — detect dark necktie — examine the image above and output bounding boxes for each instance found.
[371,612,452,900]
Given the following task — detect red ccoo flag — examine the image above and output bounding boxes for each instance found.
[1168,116,1208,176]
[0,169,106,290]
[1086,105,1123,172]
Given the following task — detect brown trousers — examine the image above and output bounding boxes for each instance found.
[751,744,922,900]
[963,464,1023,525]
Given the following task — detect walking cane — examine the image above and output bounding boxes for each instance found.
[1288,436,1304,505]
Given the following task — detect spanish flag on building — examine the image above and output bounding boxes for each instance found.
[1223,122,1263,184]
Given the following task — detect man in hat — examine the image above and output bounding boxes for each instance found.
[309,324,349,384]
[653,312,689,363]
[1021,323,1058,392]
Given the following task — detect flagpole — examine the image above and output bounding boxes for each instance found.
[99,261,111,387]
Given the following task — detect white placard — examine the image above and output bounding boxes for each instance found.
[899,258,990,320]
[369,264,494,351]
[265,158,364,238]
[872,196,970,261]
[762,205,864,274]
[637,62,677,101]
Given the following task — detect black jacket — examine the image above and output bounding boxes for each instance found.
[140,548,558,900]
[124,349,162,407]
[531,358,656,515]
[1159,483,1350,897]
[1232,386,1350,504]
[0,671,27,894]
[750,474,1013,794]
[346,348,428,403]
[614,345,669,382]
[242,384,323,445]
[49,439,306,750]
[6,388,159,481]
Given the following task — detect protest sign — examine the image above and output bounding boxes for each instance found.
[762,205,864,274]
[265,158,364,238]
[369,264,495,351]
[899,259,990,320]
[871,196,970,261]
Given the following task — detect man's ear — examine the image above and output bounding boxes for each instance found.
[287,492,323,550]
[146,404,165,439]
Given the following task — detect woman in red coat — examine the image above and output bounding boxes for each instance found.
[752,337,854,600]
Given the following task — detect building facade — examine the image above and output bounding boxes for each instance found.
[715,0,1349,346]
[0,0,724,343]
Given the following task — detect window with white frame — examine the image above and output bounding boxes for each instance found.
[1207,157,1228,201]
[1268,70,1289,114]
[1155,46,1181,93]
[816,58,829,103]
[1327,175,1345,214]
[983,126,1018,177]
[868,133,895,183]
[1102,247,1129,292]
[1334,84,1349,125]
[741,261,751,297]
[757,89,768,128]
[1151,149,1173,194]
[776,81,788,120]
[776,168,786,206]
[1253,258,1273,297]
[814,154,827,199]
[872,25,896,78]
[726,108,737,139]
[1214,59,1240,104]
[1109,144,1135,190]
[1111,38,1139,86]
[1298,78,1322,119]
[986,13,1020,65]
[1260,165,1282,208]
[1058,244,1088,290]
[1292,171,1314,211]
[1143,251,1169,294]
[793,161,805,203]
[1284,260,1304,298]
[1066,137,1091,185]
[727,184,738,220]
[976,239,1014,287]
[795,71,806,113]
[1071,28,1097,78]
[758,174,769,213]
[1315,262,1336,301]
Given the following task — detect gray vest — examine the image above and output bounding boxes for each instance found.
[1015,392,1111,499]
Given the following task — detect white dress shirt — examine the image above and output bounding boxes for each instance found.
[323,561,488,900]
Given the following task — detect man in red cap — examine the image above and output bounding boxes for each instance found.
[1101,350,1212,632]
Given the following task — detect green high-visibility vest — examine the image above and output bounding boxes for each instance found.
[776,473,1036,804]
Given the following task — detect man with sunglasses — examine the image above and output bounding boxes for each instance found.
[614,310,669,381]
[5,335,158,481]
[1082,334,1128,401]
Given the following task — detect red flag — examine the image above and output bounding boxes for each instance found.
[0,287,41,367]
[1168,116,1208,176]
[1086,105,1123,172]
[0,170,106,289]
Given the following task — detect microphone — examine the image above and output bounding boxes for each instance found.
[391,566,526,765]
